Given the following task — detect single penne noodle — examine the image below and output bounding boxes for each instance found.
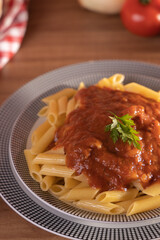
[75,200,124,215]
[58,96,68,116]
[78,82,85,90]
[59,192,71,201]
[74,99,81,109]
[42,88,77,103]
[117,195,151,213]
[73,173,89,183]
[66,97,76,116]
[124,82,160,102]
[31,120,51,146]
[63,187,99,201]
[47,99,58,125]
[74,182,89,189]
[37,106,48,117]
[49,184,68,196]
[24,149,42,182]
[97,78,111,88]
[113,83,124,91]
[127,195,160,216]
[56,96,68,126]
[96,189,138,203]
[116,199,134,213]
[132,180,143,191]
[40,164,74,178]
[64,177,80,189]
[46,146,65,155]
[108,73,125,85]
[31,125,56,155]
[33,153,66,165]
[142,182,160,196]
[56,115,66,127]
[40,176,57,191]
[97,76,125,90]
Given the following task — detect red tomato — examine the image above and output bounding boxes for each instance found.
[121,0,160,37]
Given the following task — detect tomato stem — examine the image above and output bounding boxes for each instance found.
[139,0,151,4]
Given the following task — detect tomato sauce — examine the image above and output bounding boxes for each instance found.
[55,86,160,191]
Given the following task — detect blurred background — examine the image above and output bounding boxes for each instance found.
[0,0,160,239]
[0,0,160,104]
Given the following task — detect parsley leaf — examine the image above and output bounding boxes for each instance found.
[105,112,141,150]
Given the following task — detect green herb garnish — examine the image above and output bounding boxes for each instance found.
[105,112,141,150]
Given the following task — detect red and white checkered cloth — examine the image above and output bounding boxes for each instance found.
[0,0,29,70]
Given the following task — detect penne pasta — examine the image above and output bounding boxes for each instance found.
[97,78,111,88]
[49,184,69,196]
[96,189,138,203]
[142,182,160,196]
[76,200,124,215]
[127,195,160,216]
[97,74,125,90]
[74,182,89,189]
[117,195,151,213]
[72,174,89,184]
[33,153,66,165]
[37,106,48,117]
[31,120,51,146]
[45,146,65,155]
[66,97,76,116]
[24,149,42,182]
[58,96,68,115]
[78,82,85,90]
[124,82,160,102]
[47,99,58,125]
[57,96,68,126]
[60,187,99,201]
[108,73,125,85]
[40,176,57,191]
[40,164,74,178]
[132,180,143,191]
[31,125,56,155]
[24,74,160,217]
[64,177,80,189]
[42,88,77,103]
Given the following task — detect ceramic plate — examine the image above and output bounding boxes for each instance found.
[1,60,160,240]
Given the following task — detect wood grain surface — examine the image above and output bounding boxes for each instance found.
[1,0,160,239]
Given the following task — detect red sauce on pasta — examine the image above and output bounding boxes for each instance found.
[55,86,160,191]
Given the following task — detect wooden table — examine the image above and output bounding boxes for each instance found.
[1,0,160,239]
